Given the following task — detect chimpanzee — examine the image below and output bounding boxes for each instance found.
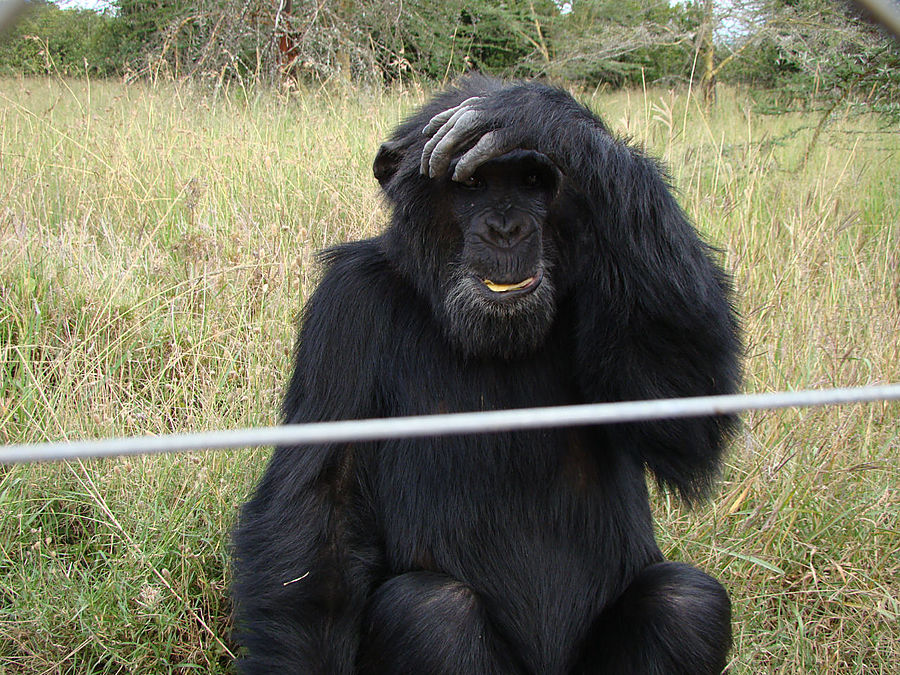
[231,75,741,674]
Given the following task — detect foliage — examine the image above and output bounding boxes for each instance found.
[714,0,900,115]
[0,0,118,76]
[105,0,275,80]
[542,0,703,86]
[351,0,559,81]
[1,0,898,108]
[206,0,561,84]
[770,0,900,113]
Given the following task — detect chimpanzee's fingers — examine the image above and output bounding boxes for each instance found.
[422,97,482,137]
[420,105,475,176]
[425,109,487,179]
[452,131,511,182]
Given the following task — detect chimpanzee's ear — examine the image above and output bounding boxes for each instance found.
[373,139,406,187]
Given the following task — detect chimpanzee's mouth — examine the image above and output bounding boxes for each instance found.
[480,270,543,297]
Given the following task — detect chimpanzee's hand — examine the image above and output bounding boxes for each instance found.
[420,96,518,182]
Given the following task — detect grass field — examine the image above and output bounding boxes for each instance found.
[0,75,898,673]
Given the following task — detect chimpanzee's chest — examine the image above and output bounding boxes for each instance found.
[366,314,661,664]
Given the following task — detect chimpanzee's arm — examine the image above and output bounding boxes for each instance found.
[231,243,388,673]
[422,83,742,501]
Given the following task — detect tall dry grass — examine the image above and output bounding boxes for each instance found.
[0,76,898,673]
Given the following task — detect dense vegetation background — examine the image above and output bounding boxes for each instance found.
[2,0,899,112]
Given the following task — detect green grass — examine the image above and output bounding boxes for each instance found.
[1,75,898,673]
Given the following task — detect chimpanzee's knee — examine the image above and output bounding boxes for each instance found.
[578,562,731,674]
[358,571,517,674]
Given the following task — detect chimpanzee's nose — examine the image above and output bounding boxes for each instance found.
[483,212,529,248]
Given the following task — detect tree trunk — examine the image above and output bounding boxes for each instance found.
[699,0,716,107]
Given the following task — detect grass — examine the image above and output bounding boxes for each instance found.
[0,75,898,673]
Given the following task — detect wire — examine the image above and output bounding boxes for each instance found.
[1,383,898,464]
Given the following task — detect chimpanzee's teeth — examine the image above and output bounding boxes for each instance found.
[482,277,535,292]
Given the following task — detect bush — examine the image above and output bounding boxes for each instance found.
[0,1,118,77]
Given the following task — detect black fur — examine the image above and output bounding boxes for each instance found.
[231,76,741,674]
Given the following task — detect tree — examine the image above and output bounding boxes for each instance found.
[0,0,117,76]
[688,0,899,111]
[540,0,702,87]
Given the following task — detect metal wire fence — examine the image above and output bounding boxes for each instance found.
[2,383,898,464]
